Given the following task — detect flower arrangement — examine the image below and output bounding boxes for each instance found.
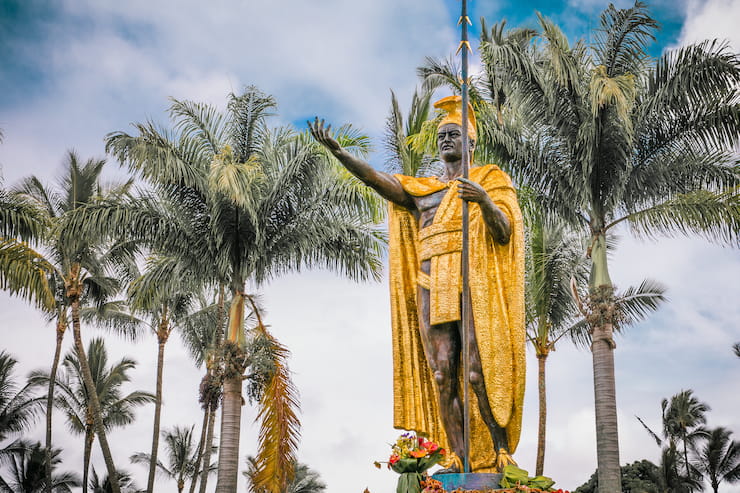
[375,433,446,493]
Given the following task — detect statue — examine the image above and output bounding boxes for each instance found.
[309,96,525,473]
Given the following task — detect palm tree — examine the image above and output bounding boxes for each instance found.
[0,440,80,492]
[126,258,216,493]
[0,352,43,448]
[12,151,137,493]
[0,184,55,311]
[177,290,222,493]
[638,390,710,491]
[30,338,155,493]
[131,425,210,493]
[453,4,740,490]
[663,390,711,479]
[733,343,740,358]
[522,203,588,476]
[244,456,327,493]
[78,86,385,492]
[88,469,139,493]
[384,88,439,178]
[692,427,740,493]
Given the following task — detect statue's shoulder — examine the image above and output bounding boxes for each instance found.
[471,164,513,188]
[393,174,447,197]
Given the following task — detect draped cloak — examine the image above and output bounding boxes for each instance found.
[388,164,525,472]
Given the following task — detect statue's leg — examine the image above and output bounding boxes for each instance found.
[418,286,464,465]
[465,309,510,455]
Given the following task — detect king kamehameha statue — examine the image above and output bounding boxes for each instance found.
[309,94,525,474]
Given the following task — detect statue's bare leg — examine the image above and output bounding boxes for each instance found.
[417,286,464,466]
[465,305,510,455]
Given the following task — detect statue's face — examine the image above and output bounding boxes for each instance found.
[437,123,473,162]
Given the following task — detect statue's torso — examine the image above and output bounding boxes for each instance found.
[411,187,450,276]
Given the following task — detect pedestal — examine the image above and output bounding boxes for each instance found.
[430,472,503,491]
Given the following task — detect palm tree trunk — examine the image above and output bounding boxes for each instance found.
[198,403,217,493]
[683,438,689,480]
[198,284,226,493]
[147,334,168,493]
[83,427,94,493]
[535,351,548,476]
[589,232,621,493]
[44,316,66,493]
[189,404,210,493]
[215,289,245,493]
[70,298,121,493]
[215,376,243,493]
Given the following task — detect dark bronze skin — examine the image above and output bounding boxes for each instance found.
[309,118,512,469]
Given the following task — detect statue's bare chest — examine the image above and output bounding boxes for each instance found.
[413,188,450,229]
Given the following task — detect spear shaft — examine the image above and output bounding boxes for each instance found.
[459,0,472,474]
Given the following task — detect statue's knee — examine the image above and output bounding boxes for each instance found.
[469,371,483,387]
[434,370,446,386]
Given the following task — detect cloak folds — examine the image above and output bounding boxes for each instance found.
[388,164,525,472]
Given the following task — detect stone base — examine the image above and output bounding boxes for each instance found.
[430,472,503,491]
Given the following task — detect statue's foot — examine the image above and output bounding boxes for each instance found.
[495,448,517,471]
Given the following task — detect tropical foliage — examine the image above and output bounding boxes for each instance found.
[131,425,212,493]
[29,338,154,493]
[0,441,80,493]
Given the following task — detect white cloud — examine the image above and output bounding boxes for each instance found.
[677,0,740,51]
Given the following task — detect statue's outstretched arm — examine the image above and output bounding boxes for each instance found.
[309,118,415,209]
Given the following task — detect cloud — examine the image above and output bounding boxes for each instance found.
[677,0,740,51]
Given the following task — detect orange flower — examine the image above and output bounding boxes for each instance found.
[410,449,428,458]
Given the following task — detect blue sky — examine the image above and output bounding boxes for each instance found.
[1,1,739,492]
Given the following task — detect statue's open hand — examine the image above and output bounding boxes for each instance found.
[457,177,488,204]
[308,117,342,153]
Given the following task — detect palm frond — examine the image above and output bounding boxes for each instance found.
[0,239,56,310]
[592,1,657,77]
[614,188,740,245]
[616,279,667,326]
[251,327,300,493]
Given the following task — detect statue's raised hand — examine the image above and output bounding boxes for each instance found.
[308,117,342,153]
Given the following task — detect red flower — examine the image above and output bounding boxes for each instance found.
[424,441,439,452]
[389,454,400,465]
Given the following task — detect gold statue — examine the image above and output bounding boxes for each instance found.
[309,96,525,472]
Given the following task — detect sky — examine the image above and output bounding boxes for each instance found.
[1,0,739,492]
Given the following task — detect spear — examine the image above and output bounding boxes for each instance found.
[457,0,473,474]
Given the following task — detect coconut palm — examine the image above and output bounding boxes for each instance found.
[244,456,326,493]
[446,4,740,490]
[0,440,80,493]
[75,86,385,492]
[125,257,217,493]
[176,289,223,493]
[663,390,711,479]
[29,338,155,493]
[11,151,138,493]
[0,185,54,311]
[88,469,139,493]
[522,203,588,476]
[733,343,740,358]
[131,425,212,493]
[0,352,43,448]
[692,427,740,493]
[638,390,711,491]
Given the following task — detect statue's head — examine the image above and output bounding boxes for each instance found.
[434,96,476,162]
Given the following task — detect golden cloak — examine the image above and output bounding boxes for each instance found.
[388,164,525,472]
